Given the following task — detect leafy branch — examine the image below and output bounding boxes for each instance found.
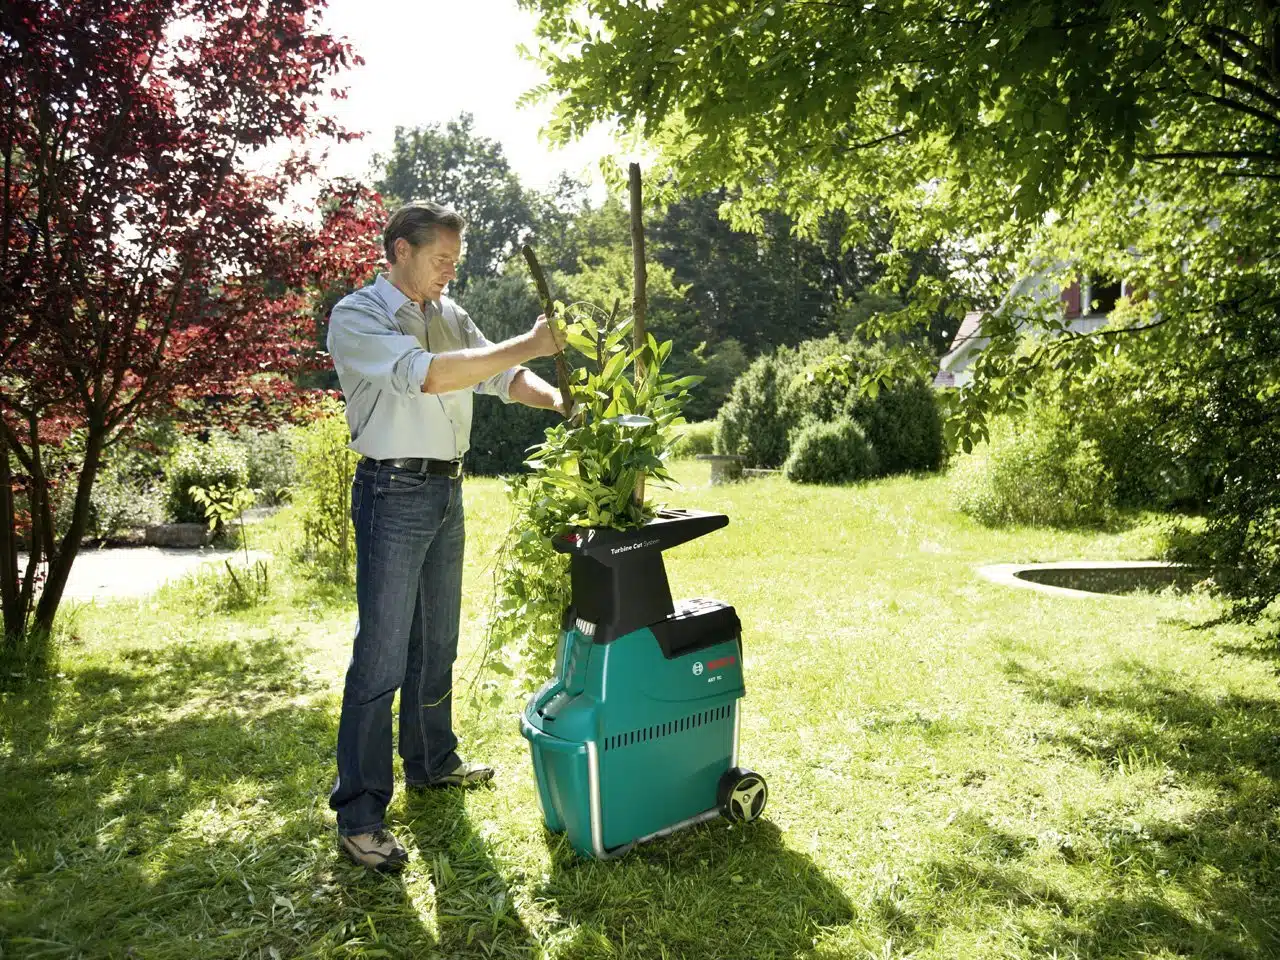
[477,301,700,695]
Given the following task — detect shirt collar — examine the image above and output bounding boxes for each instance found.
[373,274,444,319]
[373,273,412,317]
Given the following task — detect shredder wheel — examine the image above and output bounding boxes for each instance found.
[718,767,768,823]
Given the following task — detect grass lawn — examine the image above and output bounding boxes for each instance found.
[2,461,1278,959]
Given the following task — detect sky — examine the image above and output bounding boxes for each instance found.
[305,0,618,200]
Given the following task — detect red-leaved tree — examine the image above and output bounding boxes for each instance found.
[0,0,380,649]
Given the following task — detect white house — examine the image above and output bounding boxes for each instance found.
[934,272,1134,389]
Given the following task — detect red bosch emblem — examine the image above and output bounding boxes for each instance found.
[707,655,737,671]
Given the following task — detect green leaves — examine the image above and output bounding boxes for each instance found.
[483,300,701,690]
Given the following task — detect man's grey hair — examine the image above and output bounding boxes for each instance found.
[383,201,466,264]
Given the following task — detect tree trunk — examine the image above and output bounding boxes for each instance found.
[0,432,22,646]
[32,419,106,637]
[629,162,648,507]
[17,431,43,638]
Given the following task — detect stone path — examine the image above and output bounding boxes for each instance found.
[17,546,272,601]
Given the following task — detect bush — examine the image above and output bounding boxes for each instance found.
[784,417,880,484]
[671,420,717,457]
[164,434,250,524]
[951,408,1118,528]
[41,419,174,544]
[49,456,163,543]
[240,428,296,505]
[468,401,559,476]
[783,340,945,475]
[86,465,163,540]
[292,399,360,578]
[718,336,944,474]
[715,353,793,467]
[855,381,946,475]
[1164,384,1280,619]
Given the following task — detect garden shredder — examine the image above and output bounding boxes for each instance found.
[519,507,768,860]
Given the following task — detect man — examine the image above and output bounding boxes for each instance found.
[326,200,567,872]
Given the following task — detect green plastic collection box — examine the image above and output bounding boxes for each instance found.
[520,509,767,860]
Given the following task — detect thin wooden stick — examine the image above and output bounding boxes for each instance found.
[521,243,573,409]
[628,163,648,507]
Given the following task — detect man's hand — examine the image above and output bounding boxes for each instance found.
[552,389,577,420]
[529,313,568,358]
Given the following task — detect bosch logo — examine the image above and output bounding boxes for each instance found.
[692,662,704,676]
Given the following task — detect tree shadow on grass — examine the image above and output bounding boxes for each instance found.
[0,635,437,959]
[534,818,853,959]
[1208,623,1280,674]
[401,787,537,960]
[894,658,1280,959]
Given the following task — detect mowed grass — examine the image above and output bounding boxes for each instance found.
[2,461,1278,959]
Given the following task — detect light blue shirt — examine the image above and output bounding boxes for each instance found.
[327,274,523,460]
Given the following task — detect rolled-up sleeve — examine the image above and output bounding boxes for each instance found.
[458,306,523,404]
[328,300,433,398]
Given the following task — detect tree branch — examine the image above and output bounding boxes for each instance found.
[1190,89,1280,131]
[1063,317,1169,341]
[836,127,914,151]
[1141,148,1280,163]
[0,416,35,475]
[1202,24,1276,84]
[1181,36,1280,113]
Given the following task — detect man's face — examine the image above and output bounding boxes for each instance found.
[399,228,461,303]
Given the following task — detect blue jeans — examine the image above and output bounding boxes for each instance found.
[330,459,466,836]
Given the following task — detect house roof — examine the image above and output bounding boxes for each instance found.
[948,311,984,353]
[938,310,986,373]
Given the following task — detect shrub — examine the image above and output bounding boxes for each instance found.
[779,337,877,425]
[1164,385,1280,619]
[87,465,163,540]
[951,409,1118,528]
[49,457,163,543]
[1050,358,1215,511]
[42,419,173,543]
[784,340,945,475]
[854,381,946,475]
[718,336,944,475]
[469,401,559,476]
[671,420,717,457]
[784,417,880,484]
[292,399,360,579]
[240,428,296,505]
[715,353,793,467]
[164,434,250,524]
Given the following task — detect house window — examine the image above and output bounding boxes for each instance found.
[1089,276,1123,314]
[1060,280,1082,319]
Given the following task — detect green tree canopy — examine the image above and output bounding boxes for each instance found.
[521,0,1277,235]
[654,189,957,355]
[521,0,1280,616]
[374,113,535,291]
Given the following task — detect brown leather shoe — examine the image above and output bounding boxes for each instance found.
[338,828,408,873]
[409,759,494,791]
